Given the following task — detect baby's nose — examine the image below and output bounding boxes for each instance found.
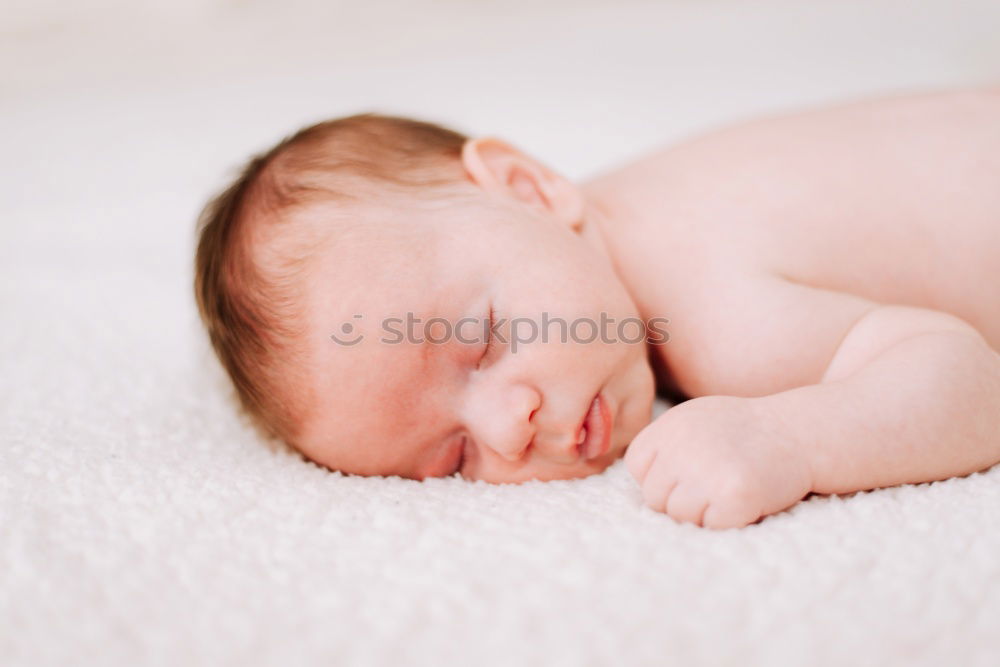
[467,383,541,462]
[492,438,532,463]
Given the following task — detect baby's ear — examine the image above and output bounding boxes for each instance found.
[461,137,583,231]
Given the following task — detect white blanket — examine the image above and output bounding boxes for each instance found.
[3,1,1000,665]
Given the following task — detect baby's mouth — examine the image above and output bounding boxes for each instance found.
[576,393,613,461]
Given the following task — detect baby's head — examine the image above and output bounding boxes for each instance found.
[195,113,656,483]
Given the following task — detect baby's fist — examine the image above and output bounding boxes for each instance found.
[624,395,812,529]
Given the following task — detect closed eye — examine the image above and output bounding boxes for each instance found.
[451,435,467,476]
[476,304,495,370]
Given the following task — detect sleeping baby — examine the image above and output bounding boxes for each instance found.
[194,86,1000,529]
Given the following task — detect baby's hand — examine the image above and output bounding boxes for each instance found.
[623,395,813,529]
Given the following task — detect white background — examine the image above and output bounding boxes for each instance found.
[2,2,999,665]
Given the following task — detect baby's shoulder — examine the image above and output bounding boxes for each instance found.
[648,268,878,400]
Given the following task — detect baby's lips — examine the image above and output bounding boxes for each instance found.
[581,394,612,461]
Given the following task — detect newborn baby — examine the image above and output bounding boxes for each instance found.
[194,87,1000,529]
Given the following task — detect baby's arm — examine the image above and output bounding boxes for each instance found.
[625,274,1000,528]
[759,305,1000,494]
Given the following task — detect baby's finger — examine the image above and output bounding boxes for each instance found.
[702,501,760,531]
[637,459,677,513]
[665,483,710,526]
[623,432,658,484]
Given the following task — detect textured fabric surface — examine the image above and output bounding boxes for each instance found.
[3,1,1000,665]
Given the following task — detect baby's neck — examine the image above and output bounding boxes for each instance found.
[578,190,614,257]
[578,185,647,306]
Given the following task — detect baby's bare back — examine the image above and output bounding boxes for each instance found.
[586,87,1000,356]
[593,88,1000,528]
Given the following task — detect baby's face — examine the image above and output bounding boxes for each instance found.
[293,195,656,483]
